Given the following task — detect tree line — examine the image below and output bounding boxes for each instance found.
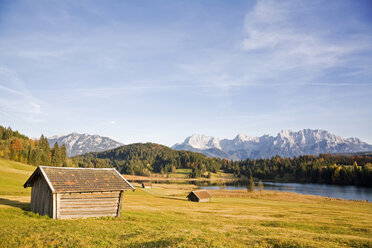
[222,154,372,187]
[0,126,68,167]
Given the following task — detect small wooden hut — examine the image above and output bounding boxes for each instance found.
[187,190,211,202]
[142,182,152,188]
[24,166,135,219]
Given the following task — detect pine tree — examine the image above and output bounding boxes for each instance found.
[247,174,255,192]
[38,135,51,165]
[51,142,62,166]
[60,144,67,162]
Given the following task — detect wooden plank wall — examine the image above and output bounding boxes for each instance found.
[58,191,121,219]
[30,177,53,217]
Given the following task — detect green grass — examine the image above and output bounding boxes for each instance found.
[0,159,34,195]
[0,158,371,247]
[168,168,192,178]
[175,168,191,174]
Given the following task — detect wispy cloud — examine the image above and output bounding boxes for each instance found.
[242,0,372,74]
[174,0,372,93]
[0,67,44,122]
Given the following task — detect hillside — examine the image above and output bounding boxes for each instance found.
[0,158,34,195]
[173,129,372,160]
[0,125,68,167]
[0,158,371,247]
[72,143,223,176]
[48,133,123,157]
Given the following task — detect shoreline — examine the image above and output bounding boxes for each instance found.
[124,174,372,188]
[123,174,240,182]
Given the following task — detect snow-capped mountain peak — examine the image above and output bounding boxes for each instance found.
[48,133,123,157]
[172,129,372,160]
[183,133,221,150]
[235,133,249,141]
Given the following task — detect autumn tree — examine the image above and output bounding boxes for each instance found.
[10,138,23,152]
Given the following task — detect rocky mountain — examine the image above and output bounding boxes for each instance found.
[48,133,123,157]
[172,129,372,160]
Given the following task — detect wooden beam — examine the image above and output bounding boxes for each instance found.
[60,203,119,209]
[56,193,60,219]
[117,191,124,217]
[60,192,120,199]
[60,208,118,215]
[52,193,57,219]
[58,213,117,219]
[60,199,119,205]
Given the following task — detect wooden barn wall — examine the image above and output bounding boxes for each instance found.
[57,191,122,219]
[30,177,53,218]
[188,194,198,202]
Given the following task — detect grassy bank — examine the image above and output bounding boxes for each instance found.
[0,158,371,247]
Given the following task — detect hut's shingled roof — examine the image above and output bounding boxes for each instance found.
[188,190,211,199]
[24,166,134,193]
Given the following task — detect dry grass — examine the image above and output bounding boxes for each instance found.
[209,189,339,203]
[0,159,371,247]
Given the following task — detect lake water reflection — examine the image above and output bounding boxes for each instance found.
[199,181,372,202]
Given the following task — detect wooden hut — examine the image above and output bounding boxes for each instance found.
[142,182,152,188]
[24,166,135,219]
[187,190,211,202]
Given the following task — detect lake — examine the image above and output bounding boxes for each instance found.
[199,181,372,202]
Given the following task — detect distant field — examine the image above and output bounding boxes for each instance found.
[124,169,238,182]
[168,168,192,178]
[0,158,371,247]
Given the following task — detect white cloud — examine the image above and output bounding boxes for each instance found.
[242,0,372,70]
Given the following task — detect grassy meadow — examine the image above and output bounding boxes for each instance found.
[0,158,371,247]
[123,168,238,182]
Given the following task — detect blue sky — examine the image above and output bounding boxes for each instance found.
[0,0,372,145]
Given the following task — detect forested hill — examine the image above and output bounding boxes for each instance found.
[71,143,224,175]
[0,125,68,167]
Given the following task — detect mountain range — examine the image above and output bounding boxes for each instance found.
[172,129,372,160]
[48,129,372,160]
[48,133,123,157]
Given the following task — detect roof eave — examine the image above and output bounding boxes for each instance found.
[53,189,130,194]
[23,166,41,188]
[39,166,56,193]
[113,168,135,190]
